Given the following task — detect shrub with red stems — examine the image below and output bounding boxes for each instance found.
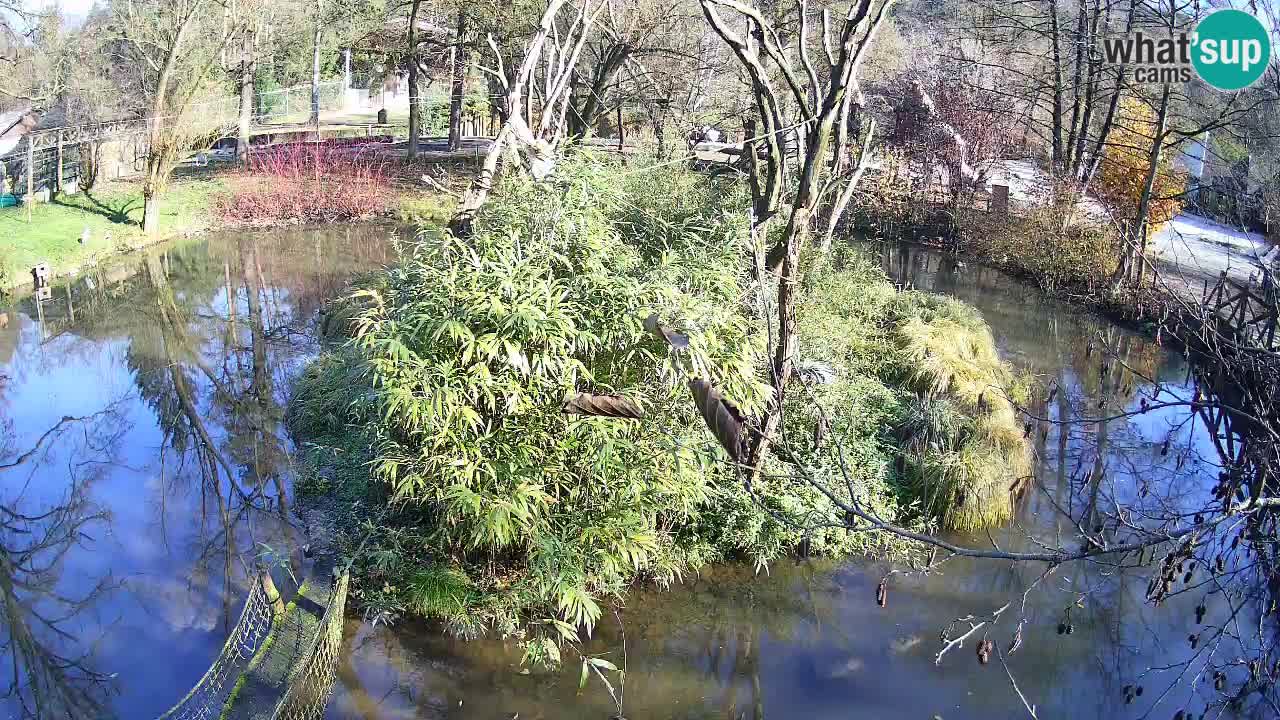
[217,142,394,224]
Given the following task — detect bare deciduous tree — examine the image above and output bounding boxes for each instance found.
[697,0,892,473]
[450,0,606,236]
[108,0,238,234]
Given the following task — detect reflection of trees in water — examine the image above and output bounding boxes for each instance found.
[0,226,394,718]
[0,412,126,719]
[126,247,292,630]
[113,227,393,622]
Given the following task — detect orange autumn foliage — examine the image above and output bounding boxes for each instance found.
[1095,96,1187,233]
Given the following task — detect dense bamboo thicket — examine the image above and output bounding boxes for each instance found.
[288,154,1029,660]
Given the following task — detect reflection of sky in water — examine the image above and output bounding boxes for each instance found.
[2,228,1258,720]
[0,225,393,719]
[322,242,1261,720]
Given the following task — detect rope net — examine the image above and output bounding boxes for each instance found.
[156,574,276,720]
[269,571,351,720]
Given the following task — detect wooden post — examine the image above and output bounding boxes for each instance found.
[991,184,1010,216]
[26,136,34,223]
[260,570,286,616]
[343,47,352,92]
[56,133,64,193]
[616,103,624,155]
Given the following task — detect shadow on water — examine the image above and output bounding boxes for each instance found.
[0,223,396,719]
[324,240,1262,720]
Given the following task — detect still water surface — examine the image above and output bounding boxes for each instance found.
[0,229,1249,719]
[0,224,394,718]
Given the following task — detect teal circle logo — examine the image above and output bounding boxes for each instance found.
[1192,9,1271,91]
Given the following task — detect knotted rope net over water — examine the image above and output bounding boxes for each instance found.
[151,567,351,720]
[155,574,276,720]
[269,571,350,720]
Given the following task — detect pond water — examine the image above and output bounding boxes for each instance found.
[0,224,395,719]
[0,230,1256,719]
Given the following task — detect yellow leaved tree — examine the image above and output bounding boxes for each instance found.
[1095,95,1187,235]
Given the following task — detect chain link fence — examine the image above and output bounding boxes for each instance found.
[0,80,353,212]
[254,82,347,125]
[265,571,349,720]
[0,143,83,205]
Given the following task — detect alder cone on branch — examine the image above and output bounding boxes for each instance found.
[976,639,994,665]
[562,393,645,419]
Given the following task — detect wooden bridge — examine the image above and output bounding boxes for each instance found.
[1201,270,1280,351]
[154,566,350,720]
[1169,267,1280,514]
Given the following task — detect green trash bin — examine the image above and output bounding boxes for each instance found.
[0,194,18,208]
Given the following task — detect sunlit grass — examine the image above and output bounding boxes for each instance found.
[0,176,225,289]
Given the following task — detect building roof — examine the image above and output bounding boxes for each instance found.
[0,107,38,156]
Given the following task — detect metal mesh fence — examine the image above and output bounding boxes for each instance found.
[0,144,82,200]
[255,82,346,125]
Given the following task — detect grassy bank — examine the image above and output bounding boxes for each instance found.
[0,176,226,290]
[0,166,457,294]
[287,154,1030,662]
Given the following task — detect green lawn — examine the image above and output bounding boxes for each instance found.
[0,176,226,289]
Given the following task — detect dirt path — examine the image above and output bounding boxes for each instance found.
[1149,213,1271,298]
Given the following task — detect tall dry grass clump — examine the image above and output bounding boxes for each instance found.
[892,297,1033,531]
[793,252,1033,534]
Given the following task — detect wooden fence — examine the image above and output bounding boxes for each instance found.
[1202,270,1280,352]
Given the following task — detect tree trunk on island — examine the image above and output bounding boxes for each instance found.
[407,0,423,158]
[447,7,468,151]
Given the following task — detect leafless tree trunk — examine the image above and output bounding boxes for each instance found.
[567,42,630,139]
[309,0,322,129]
[142,8,197,236]
[236,25,255,163]
[1048,0,1065,174]
[448,7,468,151]
[1112,82,1171,290]
[1079,0,1135,186]
[698,0,893,473]
[1063,0,1086,174]
[407,0,423,158]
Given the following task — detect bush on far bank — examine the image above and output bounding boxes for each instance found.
[215,144,393,225]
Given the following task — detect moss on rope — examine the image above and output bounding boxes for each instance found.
[217,580,309,720]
